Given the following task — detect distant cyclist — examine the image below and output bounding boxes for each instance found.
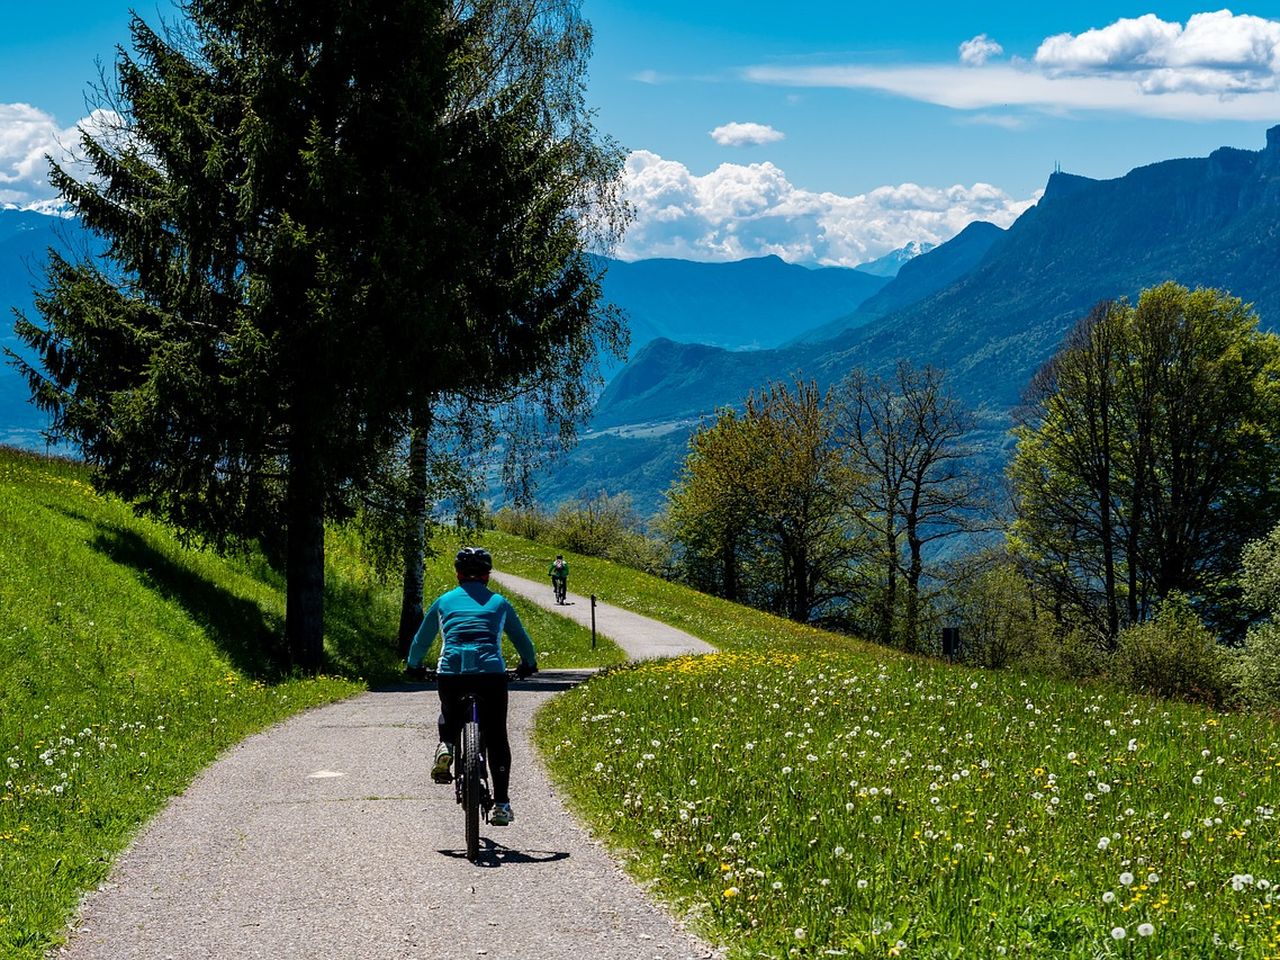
[548,554,569,604]
[405,547,537,826]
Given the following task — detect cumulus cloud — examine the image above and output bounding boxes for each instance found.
[615,150,1037,267]
[709,121,786,147]
[1035,11,1280,94]
[747,11,1280,119]
[0,103,112,208]
[960,34,1004,66]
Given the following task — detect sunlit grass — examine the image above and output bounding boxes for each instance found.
[525,544,1280,958]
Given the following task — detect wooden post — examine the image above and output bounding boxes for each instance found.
[591,594,597,649]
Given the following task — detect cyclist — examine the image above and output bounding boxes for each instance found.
[548,554,569,604]
[405,547,537,827]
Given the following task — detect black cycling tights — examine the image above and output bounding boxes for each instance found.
[436,673,512,803]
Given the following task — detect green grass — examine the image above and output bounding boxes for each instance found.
[526,544,1280,959]
[0,450,616,957]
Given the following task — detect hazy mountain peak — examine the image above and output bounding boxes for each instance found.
[855,240,938,278]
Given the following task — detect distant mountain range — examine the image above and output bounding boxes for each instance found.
[0,210,89,448]
[593,253,889,358]
[9,126,1280,520]
[539,125,1280,515]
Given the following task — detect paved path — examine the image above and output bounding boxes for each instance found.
[57,586,719,960]
[490,571,715,660]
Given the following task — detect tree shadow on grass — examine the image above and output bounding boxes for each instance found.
[85,523,290,681]
[322,575,402,685]
[61,504,403,685]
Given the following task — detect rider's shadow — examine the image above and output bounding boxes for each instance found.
[438,838,570,868]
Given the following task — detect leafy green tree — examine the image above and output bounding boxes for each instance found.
[665,407,768,602]
[666,380,861,622]
[10,0,623,669]
[1011,283,1280,642]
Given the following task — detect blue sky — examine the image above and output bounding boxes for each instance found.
[4,3,1279,265]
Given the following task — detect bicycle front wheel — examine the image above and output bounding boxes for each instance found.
[462,719,482,861]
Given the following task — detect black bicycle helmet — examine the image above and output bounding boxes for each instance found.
[454,546,493,576]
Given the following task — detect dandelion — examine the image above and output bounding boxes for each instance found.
[1102,891,1116,904]
[1097,837,1110,851]
[1111,927,1127,940]
[723,887,739,898]
[794,928,806,941]
[1120,872,1135,886]
[1138,923,1155,937]
[1147,872,1159,884]
[857,879,868,889]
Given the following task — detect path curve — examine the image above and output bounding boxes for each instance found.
[490,571,715,660]
[56,586,720,959]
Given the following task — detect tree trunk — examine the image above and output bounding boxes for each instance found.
[721,533,739,602]
[285,439,326,673]
[398,412,433,657]
[882,519,897,647]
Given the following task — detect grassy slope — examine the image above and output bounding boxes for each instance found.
[519,536,1280,959]
[0,450,617,957]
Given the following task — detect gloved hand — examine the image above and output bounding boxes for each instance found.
[515,660,538,680]
[403,664,427,682]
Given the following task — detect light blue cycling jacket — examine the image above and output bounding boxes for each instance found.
[407,581,537,675]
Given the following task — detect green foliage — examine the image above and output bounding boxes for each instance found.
[1112,595,1231,706]
[950,559,1048,669]
[1241,522,1280,618]
[538,650,1280,959]
[1011,284,1280,645]
[492,493,672,576]
[666,380,867,623]
[1228,622,1280,708]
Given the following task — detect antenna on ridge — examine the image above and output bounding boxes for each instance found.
[1054,160,1062,174]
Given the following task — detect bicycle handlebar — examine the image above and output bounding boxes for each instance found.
[407,667,531,683]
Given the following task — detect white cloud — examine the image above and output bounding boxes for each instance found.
[1035,11,1280,94]
[709,121,786,147]
[746,11,1280,119]
[616,150,1037,267]
[960,34,1004,67]
[744,61,1280,120]
[0,103,114,207]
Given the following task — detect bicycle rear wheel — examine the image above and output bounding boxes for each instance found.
[462,719,482,861]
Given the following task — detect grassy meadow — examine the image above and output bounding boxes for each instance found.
[0,448,615,957]
[522,541,1280,958]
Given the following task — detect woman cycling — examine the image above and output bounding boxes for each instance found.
[404,547,537,826]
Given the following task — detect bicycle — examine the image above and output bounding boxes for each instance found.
[420,668,522,861]
[551,577,567,605]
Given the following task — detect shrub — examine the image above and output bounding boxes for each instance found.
[1112,594,1231,705]
[1241,522,1280,617]
[492,505,552,542]
[951,562,1044,669]
[1227,622,1280,708]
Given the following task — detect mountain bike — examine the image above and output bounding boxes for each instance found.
[552,577,567,604]
[422,668,521,861]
